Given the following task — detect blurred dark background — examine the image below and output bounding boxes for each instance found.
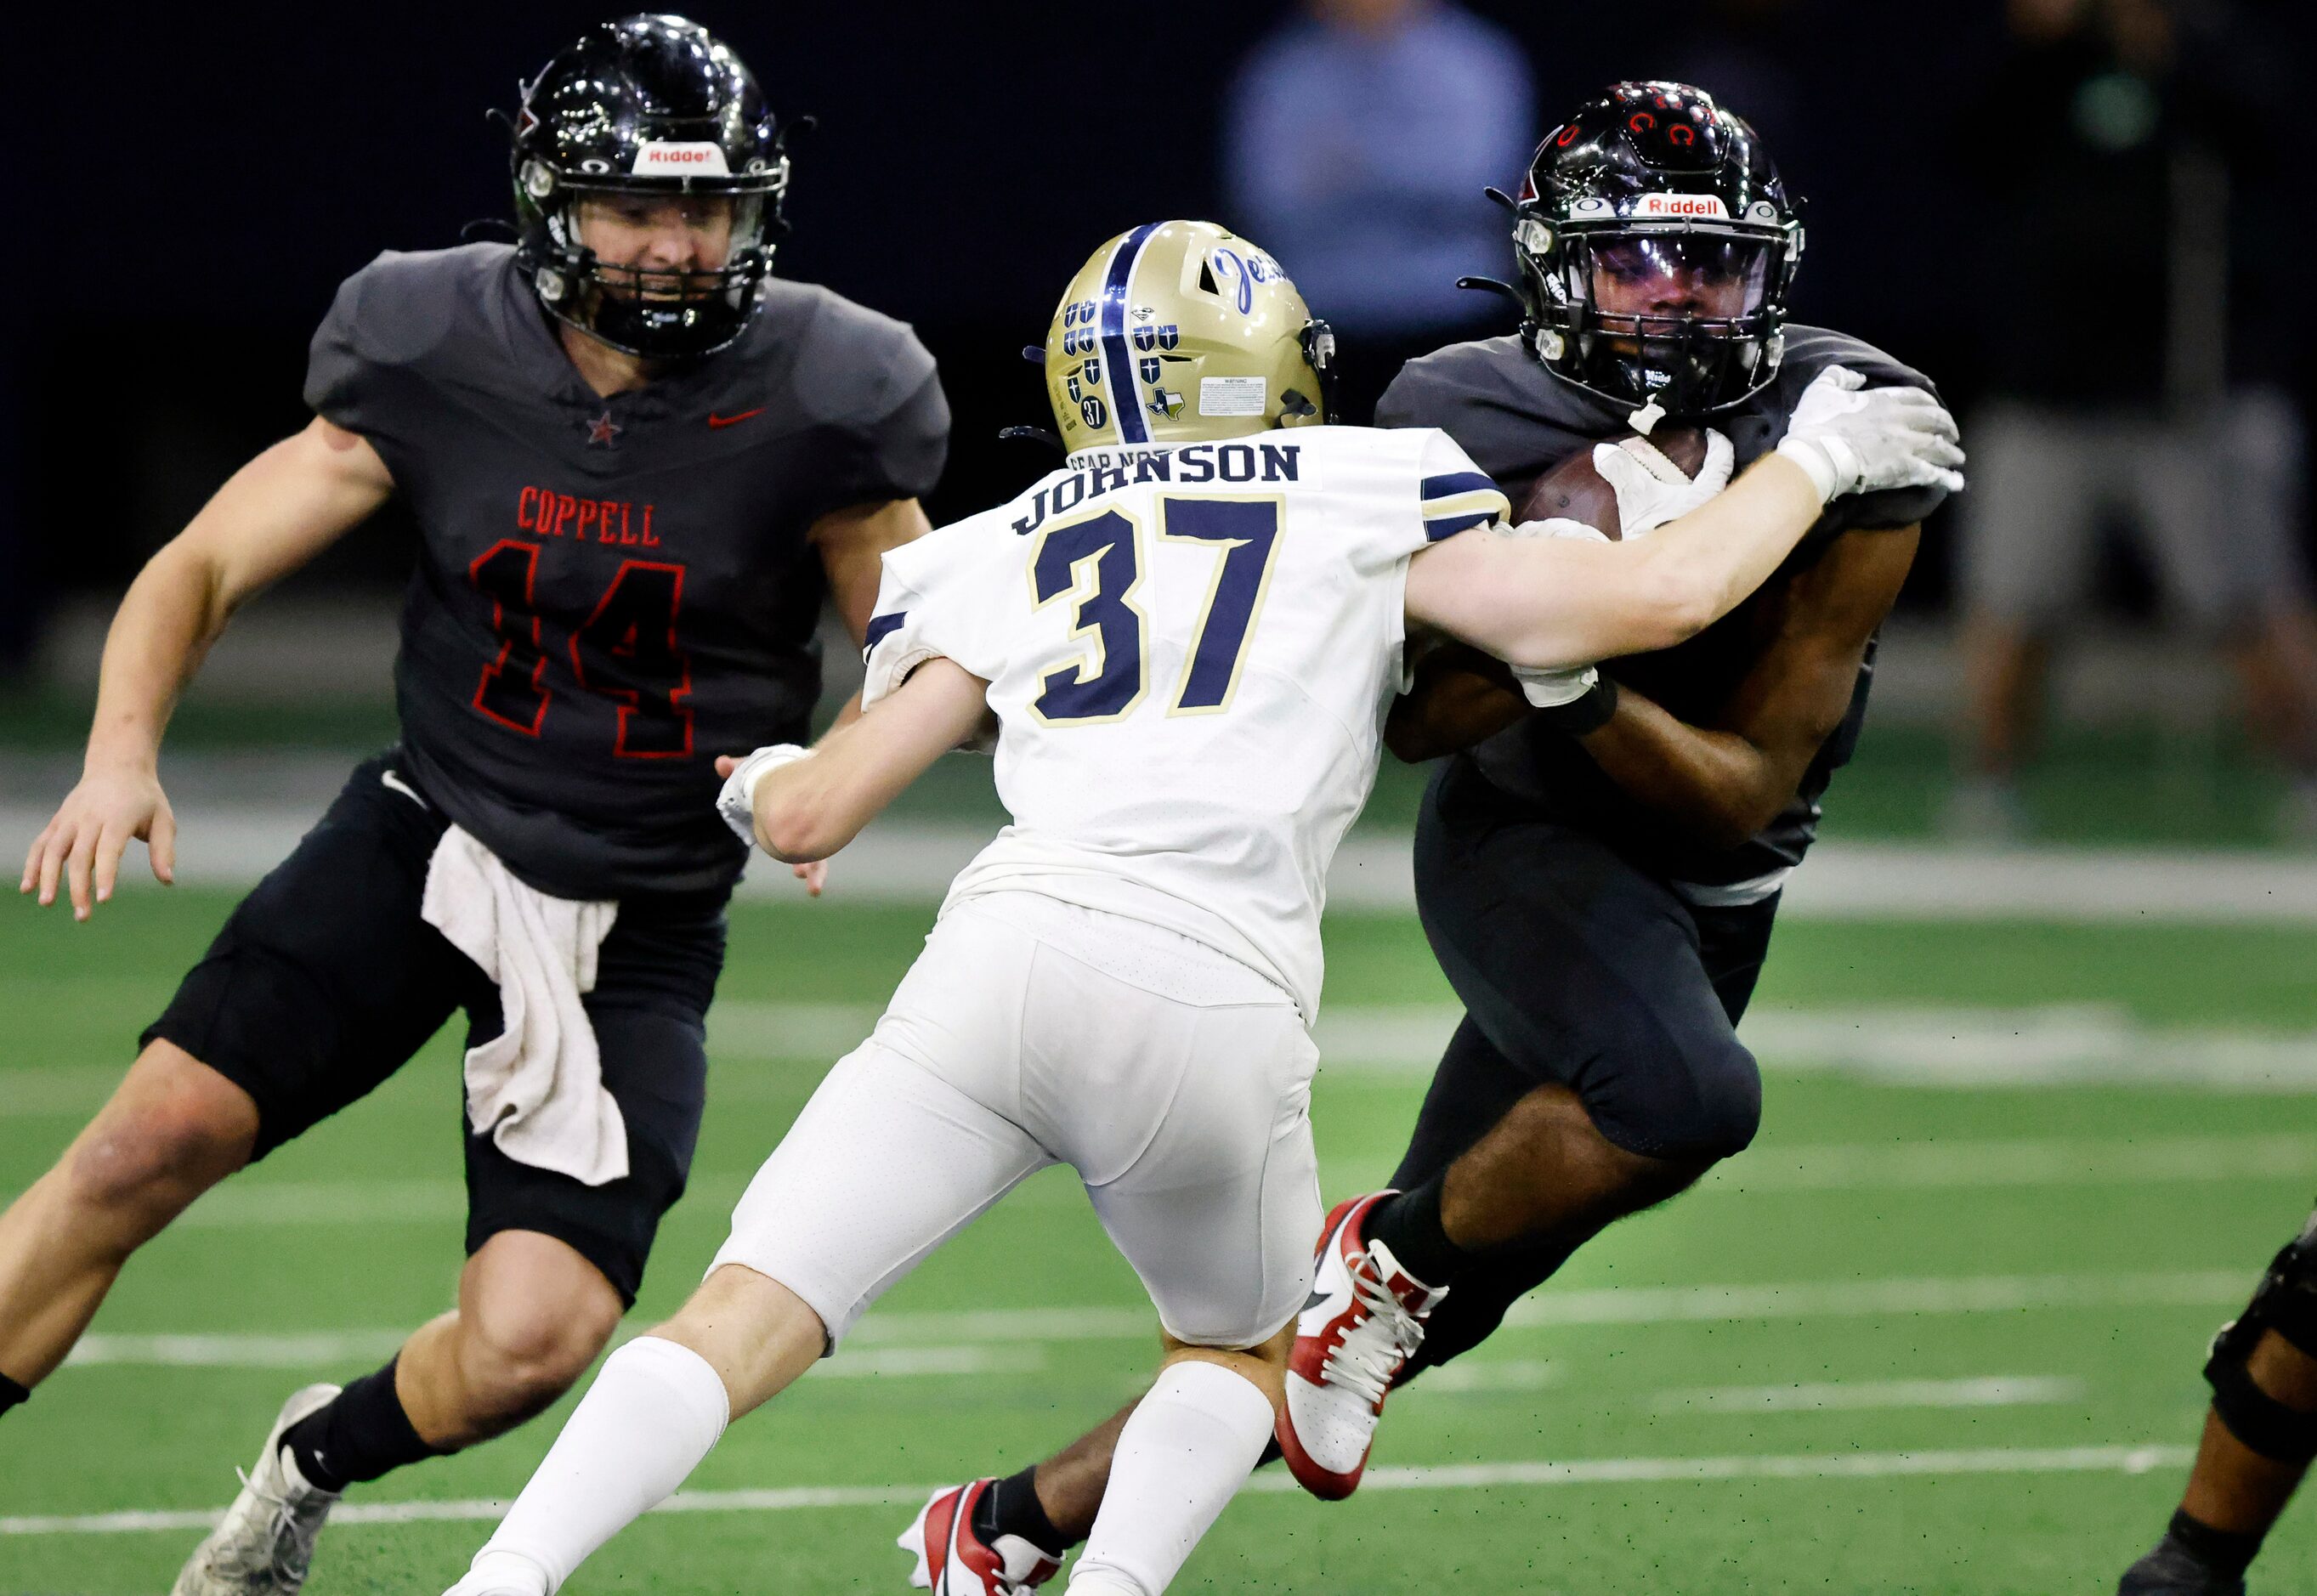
[5,0,2315,839]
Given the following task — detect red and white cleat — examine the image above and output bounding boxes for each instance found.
[1275,1191,1447,1500]
[898,1479,1064,1596]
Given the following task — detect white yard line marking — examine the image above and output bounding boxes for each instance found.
[0,1442,2195,1537]
[699,1000,2317,1092]
[1502,1270,2248,1330]
[11,1004,2317,1118]
[1306,1003,2317,1089]
[1716,1134,2317,1191]
[18,1129,2315,1244]
[9,800,2314,920]
[1401,1359,1561,1395]
[59,1270,2250,1370]
[14,1126,2299,1229]
[62,1333,1040,1378]
[1742,1005,2317,1092]
[1648,1376,2086,1414]
[63,1331,411,1369]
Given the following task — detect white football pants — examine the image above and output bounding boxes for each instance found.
[712,890,1323,1349]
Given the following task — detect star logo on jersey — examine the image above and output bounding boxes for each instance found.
[585,411,622,449]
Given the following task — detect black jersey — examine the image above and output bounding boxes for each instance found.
[304,244,948,899]
[1377,325,1949,890]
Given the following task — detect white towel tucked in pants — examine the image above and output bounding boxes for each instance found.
[421,824,627,1186]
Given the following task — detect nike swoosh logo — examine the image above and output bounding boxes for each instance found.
[707,407,765,429]
[1303,1288,1330,1312]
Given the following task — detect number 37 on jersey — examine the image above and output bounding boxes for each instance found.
[859,427,1504,745]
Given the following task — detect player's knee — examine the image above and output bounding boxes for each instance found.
[1611,1033,1761,1163]
[457,1246,623,1418]
[462,1293,619,1418]
[63,1078,247,1223]
[1685,1044,1764,1159]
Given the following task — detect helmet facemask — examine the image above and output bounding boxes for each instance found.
[521,167,784,360]
[1527,227,1793,417]
[506,15,795,363]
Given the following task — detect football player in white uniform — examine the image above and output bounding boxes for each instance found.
[436,220,1959,1596]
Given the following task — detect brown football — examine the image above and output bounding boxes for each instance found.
[1515,426,1710,541]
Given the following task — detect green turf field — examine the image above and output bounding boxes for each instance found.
[6,683,2309,848]
[5,890,2316,1593]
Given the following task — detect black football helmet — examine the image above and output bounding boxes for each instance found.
[508,14,794,360]
[1506,82,1803,420]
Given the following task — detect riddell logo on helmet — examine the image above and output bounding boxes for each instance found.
[632,141,730,176]
[1635,194,1729,219]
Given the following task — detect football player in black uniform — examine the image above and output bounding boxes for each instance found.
[902,83,1956,1593]
[2,16,945,1595]
[2120,1207,2317,1595]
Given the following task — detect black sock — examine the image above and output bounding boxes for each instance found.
[0,1371,26,1417]
[2166,1508,2265,1580]
[1365,1176,1466,1287]
[977,1463,1074,1552]
[281,1357,439,1493]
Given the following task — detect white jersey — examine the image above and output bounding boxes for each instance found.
[860,424,1507,1021]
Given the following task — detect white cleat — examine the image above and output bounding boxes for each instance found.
[171,1384,343,1596]
[1275,1191,1447,1499]
[899,1479,1064,1595]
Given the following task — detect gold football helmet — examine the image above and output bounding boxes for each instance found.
[1041,220,1335,453]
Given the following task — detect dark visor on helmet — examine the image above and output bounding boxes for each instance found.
[1572,235,1776,323]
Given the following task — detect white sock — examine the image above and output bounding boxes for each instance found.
[467,1336,730,1593]
[1066,1359,1276,1596]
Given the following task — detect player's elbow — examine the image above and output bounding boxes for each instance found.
[1685,801,1774,854]
[1618,556,1721,656]
[1674,760,1810,852]
[755,789,846,865]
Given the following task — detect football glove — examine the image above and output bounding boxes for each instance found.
[1774,365,1965,506]
[1591,428,1734,540]
[1500,518,1606,707]
[716,744,811,846]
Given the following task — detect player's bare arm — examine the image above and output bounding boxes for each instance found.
[813,496,933,651]
[1402,365,1953,687]
[1572,524,1919,849]
[759,496,934,896]
[1383,641,1526,761]
[1403,450,1828,668]
[20,417,394,920]
[1389,524,1921,848]
[717,656,990,863]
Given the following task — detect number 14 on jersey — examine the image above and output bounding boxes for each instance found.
[1028,497,1281,725]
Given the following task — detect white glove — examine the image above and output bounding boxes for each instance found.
[1774,365,1965,506]
[1498,518,1606,707]
[1590,428,1735,540]
[716,743,811,846]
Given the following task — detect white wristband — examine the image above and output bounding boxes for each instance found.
[716,744,811,846]
[1772,435,1840,507]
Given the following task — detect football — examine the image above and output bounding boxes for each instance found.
[1515,425,1711,540]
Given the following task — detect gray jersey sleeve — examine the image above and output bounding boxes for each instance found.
[303,251,462,474]
[790,303,949,524]
[1374,337,1589,490]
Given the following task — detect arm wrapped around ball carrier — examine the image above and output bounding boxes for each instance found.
[2204,1207,2317,1463]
